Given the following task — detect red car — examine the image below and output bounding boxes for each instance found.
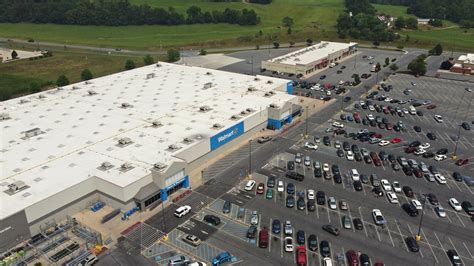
[256,183,265,194]
[346,250,359,266]
[391,137,401,143]
[456,158,469,166]
[427,104,437,109]
[386,123,393,130]
[373,133,382,139]
[383,108,389,114]
[405,147,416,154]
[296,246,307,266]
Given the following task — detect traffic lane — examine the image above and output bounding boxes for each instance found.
[242,188,422,266]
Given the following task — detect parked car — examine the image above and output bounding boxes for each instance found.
[372,209,386,225]
[204,215,221,226]
[402,203,419,217]
[406,237,419,252]
[320,240,331,257]
[447,249,463,265]
[308,234,318,251]
[322,224,340,236]
[182,234,201,246]
[222,201,231,213]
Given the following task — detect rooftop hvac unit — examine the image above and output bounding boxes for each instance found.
[205,71,212,75]
[246,108,254,113]
[156,63,162,67]
[8,181,27,192]
[72,86,81,90]
[38,94,46,99]
[87,90,97,96]
[84,81,92,85]
[153,162,167,170]
[121,102,131,108]
[152,120,162,127]
[230,115,240,120]
[203,82,213,89]
[24,128,42,138]
[19,99,29,104]
[168,144,180,150]
[213,123,223,129]
[254,77,260,81]
[146,73,155,79]
[0,113,10,120]
[199,106,212,112]
[240,110,248,115]
[101,161,114,169]
[247,87,257,92]
[121,162,133,170]
[266,80,273,84]
[118,137,132,145]
[183,137,193,143]
[269,103,279,108]
[264,92,272,97]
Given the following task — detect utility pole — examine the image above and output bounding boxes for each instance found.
[248,139,252,179]
[415,194,427,241]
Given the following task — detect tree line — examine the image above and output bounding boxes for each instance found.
[0,0,259,26]
[336,0,397,43]
[369,0,474,28]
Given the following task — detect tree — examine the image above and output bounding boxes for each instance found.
[80,69,93,81]
[375,62,381,72]
[440,60,453,70]
[352,74,361,85]
[306,39,313,46]
[11,50,18,59]
[429,43,443,56]
[385,57,390,66]
[167,49,180,62]
[429,19,442,27]
[282,16,294,28]
[273,42,280,49]
[56,75,70,86]
[394,17,405,29]
[389,64,399,72]
[30,82,41,93]
[408,56,427,76]
[405,18,418,29]
[287,27,292,35]
[199,49,207,55]
[143,55,154,65]
[405,35,410,42]
[289,41,295,47]
[396,44,404,50]
[125,60,136,70]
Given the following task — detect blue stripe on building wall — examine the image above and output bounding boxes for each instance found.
[210,121,244,151]
[286,82,294,94]
[268,115,292,130]
[160,176,189,201]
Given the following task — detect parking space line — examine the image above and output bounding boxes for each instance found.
[395,220,409,252]
[268,218,272,253]
[406,223,423,258]
[463,242,474,259]
[374,225,381,242]
[421,228,438,263]
[358,207,368,238]
[386,224,395,247]
[327,205,331,223]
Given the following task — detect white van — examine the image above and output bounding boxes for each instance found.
[79,254,98,265]
[350,169,360,181]
[245,180,256,191]
[409,105,416,115]
[174,205,191,218]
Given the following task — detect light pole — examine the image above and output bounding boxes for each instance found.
[415,194,427,241]
[248,139,252,179]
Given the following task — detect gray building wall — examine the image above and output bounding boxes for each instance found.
[0,210,30,252]
[151,161,187,189]
[174,138,211,163]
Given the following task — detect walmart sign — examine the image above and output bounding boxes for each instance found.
[210,121,244,150]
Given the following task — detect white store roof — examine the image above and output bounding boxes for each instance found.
[266,41,357,66]
[0,62,295,219]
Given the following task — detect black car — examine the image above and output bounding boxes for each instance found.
[388,154,396,163]
[351,144,359,153]
[362,119,369,126]
[323,136,331,146]
[343,141,350,151]
[409,141,421,148]
[406,237,419,252]
[336,149,344,157]
[360,174,369,184]
[452,172,463,182]
[364,155,372,164]
[379,151,388,161]
[353,218,363,230]
[314,168,322,178]
[322,225,340,236]
[333,173,342,184]
[247,225,258,239]
[331,165,340,175]
[307,199,316,212]
[423,151,435,158]
[427,193,439,206]
[222,200,231,214]
[416,110,423,116]
[320,75,327,80]
[343,96,351,102]
[447,249,462,265]
[287,161,295,170]
[392,163,400,171]
[427,132,436,140]
[462,122,471,130]
[372,186,383,197]
[353,180,363,191]
[360,254,370,266]
[297,197,305,210]
[340,114,347,120]
[354,153,362,162]
[461,201,474,215]
[414,126,422,132]
[316,191,326,205]
[267,175,276,188]
[403,166,413,176]
[437,148,448,155]
[286,171,304,181]
[272,219,281,234]
[297,230,306,245]
[204,215,221,226]
[403,186,414,198]
[320,240,331,257]
[286,195,295,208]
[402,203,419,217]
[308,234,318,251]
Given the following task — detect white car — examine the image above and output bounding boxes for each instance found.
[434,154,447,161]
[328,197,337,210]
[322,258,333,266]
[414,148,426,155]
[304,142,318,150]
[435,206,446,218]
[434,174,447,184]
[174,205,192,218]
[434,115,443,123]
[326,90,332,96]
[368,105,375,111]
[277,181,285,192]
[307,189,315,200]
[384,97,393,102]
[366,114,375,121]
[250,210,259,225]
[346,151,354,161]
[449,198,462,211]
[419,143,430,150]
[334,141,341,149]
[245,180,256,191]
[295,153,302,164]
[284,237,294,252]
[284,220,293,235]
[332,121,344,128]
[372,209,386,225]
[304,156,311,167]
[386,192,399,204]
[392,181,402,193]
[378,140,390,146]
[323,163,330,172]
[411,199,423,210]
[381,179,391,191]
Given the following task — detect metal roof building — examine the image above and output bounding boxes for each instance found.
[0,62,298,251]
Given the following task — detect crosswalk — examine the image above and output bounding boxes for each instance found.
[122,222,166,251]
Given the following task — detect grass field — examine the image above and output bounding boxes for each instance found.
[0,50,147,100]
[0,0,344,50]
